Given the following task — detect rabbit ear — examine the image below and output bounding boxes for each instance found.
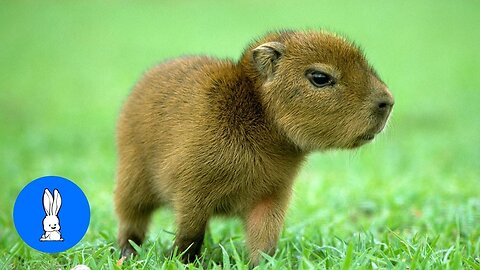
[43,189,53,215]
[52,189,62,215]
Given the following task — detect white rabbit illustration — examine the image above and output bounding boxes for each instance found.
[40,188,63,241]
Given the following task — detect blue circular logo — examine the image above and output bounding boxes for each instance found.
[13,176,90,253]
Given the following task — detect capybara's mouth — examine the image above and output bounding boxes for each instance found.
[358,134,375,141]
[349,133,376,148]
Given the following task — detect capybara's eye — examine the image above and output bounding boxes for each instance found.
[306,70,335,88]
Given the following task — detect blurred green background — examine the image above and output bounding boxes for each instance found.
[1,0,479,268]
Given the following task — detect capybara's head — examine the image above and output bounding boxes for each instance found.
[243,30,394,150]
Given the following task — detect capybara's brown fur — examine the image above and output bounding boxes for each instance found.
[114,30,393,265]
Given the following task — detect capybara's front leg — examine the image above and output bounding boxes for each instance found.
[244,193,290,266]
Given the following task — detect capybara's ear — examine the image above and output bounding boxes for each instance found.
[252,41,285,78]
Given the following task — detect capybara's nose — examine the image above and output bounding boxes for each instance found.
[377,98,393,112]
[375,88,394,116]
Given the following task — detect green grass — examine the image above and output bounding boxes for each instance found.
[1,1,479,269]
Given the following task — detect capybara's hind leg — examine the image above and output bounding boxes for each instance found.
[116,201,158,258]
[173,200,210,263]
[115,157,160,258]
